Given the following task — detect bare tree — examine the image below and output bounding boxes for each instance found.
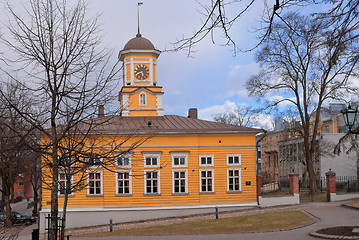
[212,105,258,127]
[0,0,127,239]
[246,11,359,194]
[172,1,359,56]
[0,82,35,227]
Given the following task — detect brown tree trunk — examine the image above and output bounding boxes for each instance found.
[3,176,12,227]
[32,184,39,217]
[60,176,71,240]
[305,149,317,194]
[49,149,59,240]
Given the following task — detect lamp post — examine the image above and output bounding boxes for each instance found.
[341,104,359,134]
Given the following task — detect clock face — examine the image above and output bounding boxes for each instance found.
[134,64,149,80]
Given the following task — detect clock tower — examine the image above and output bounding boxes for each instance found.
[118,33,164,117]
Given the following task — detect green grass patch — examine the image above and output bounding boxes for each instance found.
[79,210,312,237]
[347,199,359,207]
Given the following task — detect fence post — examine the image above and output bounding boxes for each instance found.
[289,173,299,194]
[326,170,336,202]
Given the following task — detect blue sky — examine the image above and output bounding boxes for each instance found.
[87,0,270,125]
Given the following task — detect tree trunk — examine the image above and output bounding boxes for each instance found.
[3,177,12,227]
[49,151,59,240]
[32,184,39,217]
[60,177,71,240]
[306,152,317,194]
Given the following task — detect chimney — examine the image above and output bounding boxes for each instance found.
[98,105,104,118]
[188,108,198,119]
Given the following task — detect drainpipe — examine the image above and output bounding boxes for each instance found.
[256,130,267,205]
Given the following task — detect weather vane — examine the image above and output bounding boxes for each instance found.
[137,2,143,37]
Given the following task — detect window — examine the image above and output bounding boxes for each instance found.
[143,152,161,168]
[139,92,147,106]
[172,170,187,194]
[18,182,24,186]
[144,170,160,194]
[59,172,73,195]
[116,171,131,195]
[227,169,241,192]
[115,153,131,168]
[171,152,188,167]
[200,170,214,193]
[227,154,241,166]
[86,155,102,168]
[59,157,72,167]
[87,171,102,195]
[199,155,214,166]
[325,125,330,133]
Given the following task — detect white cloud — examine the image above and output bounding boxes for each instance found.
[198,100,237,121]
[251,113,274,131]
[198,100,274,130]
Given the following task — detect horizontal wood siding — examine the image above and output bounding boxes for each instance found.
[42,135,257,208]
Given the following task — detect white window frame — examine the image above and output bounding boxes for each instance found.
[144,170,160,195]
[227,168,241,192]
[115,152,132,168]
[139,92,147,106]
[115,170,132,195]
[172,170,188,194]
[227,154,241,166]
[58,172,74,196]
[143,152,161,168]
[86,155,103,169]
[199,169,214,193]
[87,171,103,196]
[199,155,214,167]
[171,152,188,167]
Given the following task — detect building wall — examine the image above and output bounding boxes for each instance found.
[41,134,257,209]
[319,133,357,178]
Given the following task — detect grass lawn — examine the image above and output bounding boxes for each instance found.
[347,199,359,207]
[79,210,312,237]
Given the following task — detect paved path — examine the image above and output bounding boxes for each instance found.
[73,201,359,240]
[17,200,359,240]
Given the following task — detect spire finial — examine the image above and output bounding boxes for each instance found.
[137,2,143,37]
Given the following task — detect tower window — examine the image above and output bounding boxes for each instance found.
[139,92,147,106]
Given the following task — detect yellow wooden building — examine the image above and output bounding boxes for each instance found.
[40,33,261,230]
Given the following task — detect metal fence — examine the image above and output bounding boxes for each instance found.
[45,214,65,240]
[275,175,359,193]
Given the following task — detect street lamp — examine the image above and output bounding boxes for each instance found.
[341,104,359,134]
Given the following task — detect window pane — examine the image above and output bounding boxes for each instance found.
[234,156,239,163]
[152,158,157,165]
[118,158,123,166]
[201,157,206,165]
[146,158,151,165]
[207,171,212,177]
[124,158,129,165]
[174,158,179,165]
[229,157,233,164]
[180,158,185,165]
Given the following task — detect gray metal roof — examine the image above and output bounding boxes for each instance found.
[83,115,263,136]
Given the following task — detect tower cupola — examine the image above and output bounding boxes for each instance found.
[118,34,164,117]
